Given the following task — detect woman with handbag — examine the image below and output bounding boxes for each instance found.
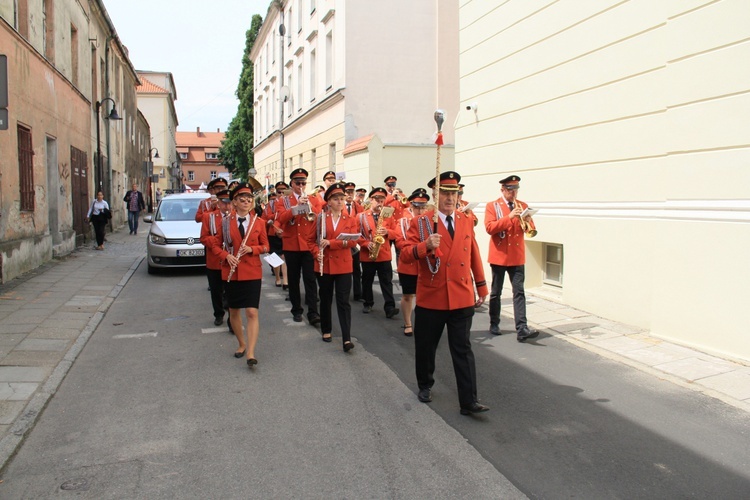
[85,191,110,250]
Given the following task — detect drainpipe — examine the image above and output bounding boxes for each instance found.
[105,35,114,225]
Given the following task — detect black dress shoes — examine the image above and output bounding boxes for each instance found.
[385,308,399,319]
[214,317,223,326]
[343,341,355,352]
[460,402,490,415]
[247,358,258,368]
[293,314,303,322]
[489,324,501,335]
[322,333,332,342]
[517,328,539,343]
[363,305,372,314]
[417,388,432,403]
[309,315,321,326]
[234,350,246,358]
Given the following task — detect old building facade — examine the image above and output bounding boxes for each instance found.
[176,127,228,191]
[457,0,750,362]
[251,0,458,195]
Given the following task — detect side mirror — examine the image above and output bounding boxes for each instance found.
[144,215,153,224]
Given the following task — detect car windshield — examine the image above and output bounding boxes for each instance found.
[156,198,199,221]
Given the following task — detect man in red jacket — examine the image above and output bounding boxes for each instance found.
[200,188,233,326]
[484,175,538,341]
[402,171,489,415]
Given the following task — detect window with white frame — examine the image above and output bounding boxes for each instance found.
[325,31,333,90]
[297,0,302,32]
[310,0,316,14]
[329,142,336,169]
[297,62,303,110]
[210,171,217,179]
[180,152,188,160]
[544,243,563,287]
[206,153,218,160]
[188,171,195,181]
[309,49,316,101]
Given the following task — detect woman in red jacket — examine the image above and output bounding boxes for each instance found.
[395,189,431,336]
[213,182,269,368]
[309,183,360,351]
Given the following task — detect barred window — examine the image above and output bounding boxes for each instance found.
[18,125,34,211]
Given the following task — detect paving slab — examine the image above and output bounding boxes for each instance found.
[588,334,655,353]
[697,368,750,401]
[27,327,82,340]
[0,366,49,382]
[654,357,737,382]
[0,383,39,401]
[15,339,69,352]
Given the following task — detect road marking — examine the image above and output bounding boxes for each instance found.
[113,332,158,339]
[201,327,229,334]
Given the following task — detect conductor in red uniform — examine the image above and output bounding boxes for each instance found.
[484,175,538,342]
[402,171,489,415]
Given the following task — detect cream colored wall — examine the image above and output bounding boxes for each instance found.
[458,0,750,361]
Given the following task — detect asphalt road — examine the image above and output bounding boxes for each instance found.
[1,264,749,498]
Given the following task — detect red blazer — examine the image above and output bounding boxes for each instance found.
[213,212,269,281]
[307,212,359,275]
[484,198,536,266]
[395,216,418,275]
[195,196,216,223]
[383,193,406,219]
[344,201,363,217]
[402,211,488,310]
[357,210,398,263]
[458,199,479,227]
[262,199,282,237]
[200,211,226,270]
[276,194,320,252]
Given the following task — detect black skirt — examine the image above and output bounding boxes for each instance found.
[225,279,262,309]
[268,235,283,254]
[398,272,418,295]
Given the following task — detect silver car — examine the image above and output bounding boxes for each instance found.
[144,192,207,274]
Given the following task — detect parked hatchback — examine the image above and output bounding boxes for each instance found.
[144,192,207,274]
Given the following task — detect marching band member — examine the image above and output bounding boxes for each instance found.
[200,188,233,327]
[456,183,478,227]
[383,175,407,219]
[194,177,228,223]
[308,182,359,351]
[344,182,364,301]
[276,168,321,325]
[357,187,399,319]
[263,189,286,288]
[402,171,489,415]
[272,181,290,290]
[213,182,269,368]
[394,188,430,336]
[355,188,367,207]
[484,175,538,342]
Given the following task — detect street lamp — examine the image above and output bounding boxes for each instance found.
[147,148,159,212]
[95,98,122,203]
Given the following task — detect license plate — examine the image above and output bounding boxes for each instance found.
[177,249,205,257]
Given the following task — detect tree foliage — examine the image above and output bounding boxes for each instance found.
[219,14,264,180]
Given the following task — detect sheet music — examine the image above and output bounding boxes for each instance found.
[263,252,285,268]
[521,207,539,218]
[336,233,362,241]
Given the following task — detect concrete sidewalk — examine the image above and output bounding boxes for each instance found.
[0,221,748,475]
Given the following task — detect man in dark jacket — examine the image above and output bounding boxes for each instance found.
[124,183,146,235]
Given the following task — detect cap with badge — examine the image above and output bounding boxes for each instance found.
[427,171,461,191]
[344,182,356,190]
[215,188,231,203]
[384,175,397,187]
[369,187,388,198]
[289,168,309,181]
[208,177,228,189]
[355,188,367,194]
[499,175,521,190]
[324,182,347,201]
[275,181,289,190]
[323,170,337,181]
[230,182,254,200]
[408,188,430,206]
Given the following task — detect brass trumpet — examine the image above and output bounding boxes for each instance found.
[393,190,409,206]
[519,211,537,238]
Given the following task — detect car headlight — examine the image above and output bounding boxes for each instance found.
[150,234,166,245]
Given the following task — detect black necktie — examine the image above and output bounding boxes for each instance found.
[373,214,379,223]
[508,202,514,211]
[238,217,246,238]
[446,215,455,239]
[347,203,352,214]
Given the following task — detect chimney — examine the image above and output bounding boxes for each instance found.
[217,128,220,133]
[197,127,201,135]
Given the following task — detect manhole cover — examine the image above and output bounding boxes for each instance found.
[60,477,90,491]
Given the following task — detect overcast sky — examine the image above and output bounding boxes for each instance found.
[105,0,269,133]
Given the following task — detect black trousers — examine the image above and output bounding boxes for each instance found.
[206,268,226,319]
[351,250,362,299]
[414,305,478,407]
[92,219,107,246]
[361,261,396,312]
[316,273,352,343]
[284,250,319,318]
[489,264,527,333]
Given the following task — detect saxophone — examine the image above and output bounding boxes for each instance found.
[368,207,394,260]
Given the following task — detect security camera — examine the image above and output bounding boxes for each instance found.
[466,102,478,112]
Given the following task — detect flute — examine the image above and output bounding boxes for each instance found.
[318,245,324,276]
[227,216,255,282]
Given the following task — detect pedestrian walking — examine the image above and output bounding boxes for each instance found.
[155,187,163,205]
[123,182,146,235]
[85,191,111,250]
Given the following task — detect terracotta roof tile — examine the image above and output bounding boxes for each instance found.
[136,77,169,94]
[343,134,375,156]
[176,130,226,148]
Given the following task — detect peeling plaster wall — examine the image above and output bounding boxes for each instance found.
[0,21,90,283]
